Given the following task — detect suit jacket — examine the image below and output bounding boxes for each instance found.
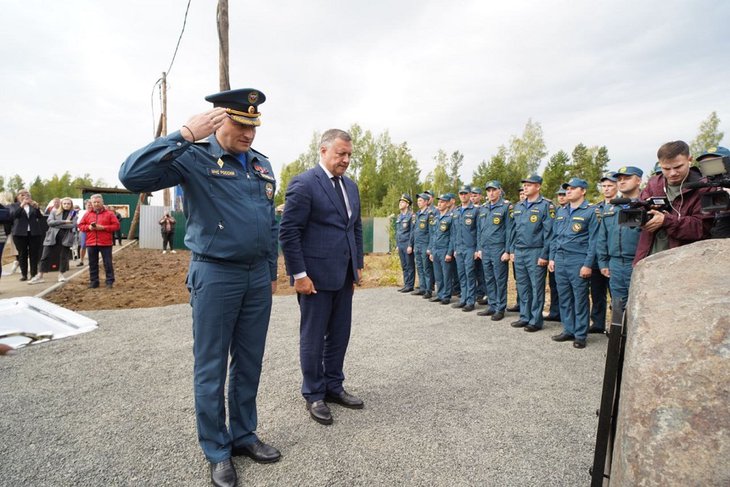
[11,203,45,237]
[279,165,364,292]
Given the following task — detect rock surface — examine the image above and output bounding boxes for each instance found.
[611,239,730,485]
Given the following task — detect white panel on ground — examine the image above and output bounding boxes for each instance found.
[0,297,97,349]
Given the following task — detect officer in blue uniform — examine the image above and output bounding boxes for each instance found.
[589,172,617,333]
[509,175,555,331]
[549,178,599,349]
[476,181,511,321]
[428,194,455,304]
[119,88,279,487]
[395,193,415,292]
[422,190,438,298]
[545,188,566,322]
[470,187,488,304]
[596,166,643,325]
[410,193,433,297]
[451,186,479,311]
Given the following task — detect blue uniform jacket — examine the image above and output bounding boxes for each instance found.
[410,208,431,248]
[549,201,598,268]
[477,198,512,254]
[595,203,641,269]
[451,203,479,250]
[395,210,414,248]
[119,130,278,279]
[509,196,555,260]
[429,211,454,255]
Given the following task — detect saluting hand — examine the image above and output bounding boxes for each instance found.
[180,108,228,142]
[294,276,317,295]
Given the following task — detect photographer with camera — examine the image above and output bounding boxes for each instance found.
[695,146,730,238]
[633,141,715,264]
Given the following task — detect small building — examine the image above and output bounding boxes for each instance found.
[80,186,149,239]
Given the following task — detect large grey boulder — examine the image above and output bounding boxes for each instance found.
[610,239,730,485]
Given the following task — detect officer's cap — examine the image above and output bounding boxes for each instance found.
[521,174,543,184]
[417,192,430,201]
[556,188,567,195]
[399,193,412,205]
[615,166,644,178]
[205,88,266,126]
[424,190,434,198]
[458,185,471,194]
[697,146,730,161]
[561,177,588,190]
[471,187,483,195]
[438,193,454,201]
[485,180,502,190]
[653,162,662,174]
[600,172,618,182]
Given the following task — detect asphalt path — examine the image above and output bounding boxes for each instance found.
[0,288,607,486]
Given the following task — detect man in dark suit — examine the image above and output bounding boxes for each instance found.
[279,128,365,425]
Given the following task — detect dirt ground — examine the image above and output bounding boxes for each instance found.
[45,244,404,311]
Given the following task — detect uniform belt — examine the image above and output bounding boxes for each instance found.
[191,252,261,269]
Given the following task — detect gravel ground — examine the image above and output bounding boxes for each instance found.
[0,288,607,486]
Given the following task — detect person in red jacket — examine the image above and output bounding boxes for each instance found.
[77,194,120,288]
[633,140,715,264]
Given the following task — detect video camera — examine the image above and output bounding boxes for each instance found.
[684,155,730,212]
[610,196,671,228]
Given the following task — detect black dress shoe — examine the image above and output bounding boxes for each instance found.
[551,332,575,342]
[306,400,333,425]
[210,459,237,487]
[397,287,406,292]
[428,296,441,302]
[477,308,496,316]
[491,311,505,321]
[440,299,451,305]
[88,281,99,289]
[232,439,281,463]
[524,325,541,332]
[544,315,561,322]
[462,304,475,312]
[19,276,27,282]
[325,390,364,409]
[573,340,587,349]
[423,292,433,299]
[510,320,528,328]
[411,290,425,296]
[506,304,520,312]
[587,327,605,334]
[477,297,489,305]
[452,302,466,309]
[401,287,414,293]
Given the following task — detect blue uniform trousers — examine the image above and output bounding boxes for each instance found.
[187,259,272,463]
[474,258,486,298]
[432,250,453,301]
[514,248,546,328]
[547,270,560,318]
[397,245,415,288]
[608,257,633,323]
[482,250,508,312]
[554,253,590,341]
[455,249,477,306]
[298,271,354,403]
[414,245,433,292]
[590,271,609,331]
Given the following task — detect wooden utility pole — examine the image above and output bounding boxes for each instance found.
[217,0,230,91]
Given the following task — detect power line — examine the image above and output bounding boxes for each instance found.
[166,0,192,77]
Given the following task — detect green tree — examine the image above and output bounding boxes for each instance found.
[424,150,451,198]
[508,118,547,177]
[29,176,47,206]
[542,150,571,199]
[275,131,320,206]
[0,175,5,193]
[447,150,464,192]
[6,175,25,195]
[690,111,724,158]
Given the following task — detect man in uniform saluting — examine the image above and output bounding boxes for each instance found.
[120,88,280,487]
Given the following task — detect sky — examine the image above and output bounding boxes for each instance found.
[2,0,729,198]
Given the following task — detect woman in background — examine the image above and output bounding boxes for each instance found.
[29,197,78,284]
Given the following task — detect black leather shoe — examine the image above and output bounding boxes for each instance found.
[232,439,281,463]
[452,302,466,309]
[510,320,528,328]
[524,325,541,332]
[491,311,505,321]
[587,327,605,334]
[477,297,489,305]
[423,292,433,299]
[477,308,496,316]
[440,299,451,305]
[88,281,99,289]
[429,296,441,302]
[401,287,414,293]
[325,390,364,409]
[551,332,575,342]
[573,339,586,349]
[105,283,113,289]
[306,400,333,425]
[411,290,425,296]
[506,304,520,312]
[544,315,561,322]
[19,276,27,282]
[397,287,406,292]
[210,459,237,487]
[462,304,475,312]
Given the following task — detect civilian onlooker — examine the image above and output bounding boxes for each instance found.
[113,210,123,246]
[10,189,45,282]
[45,197,61,215]
[0,194,13,287]
[76,200,92,267]
[29,197,78,284]
[159,211,177,254]
[77,194,119,289]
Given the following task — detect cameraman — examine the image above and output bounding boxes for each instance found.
[633,140,714,264]
[696,146,730,238]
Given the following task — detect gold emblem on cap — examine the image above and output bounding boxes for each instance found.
[248,91,258,104]
[217,158,224,168]
[709,147,717,152]
[619,166,626,173]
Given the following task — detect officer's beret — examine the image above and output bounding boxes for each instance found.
[438,193,454,201]
[615,166,644,178]
[561,177,588,190]
[697,146,730,161]
[400,193,412,205]
[485,180,502,190]
[521,174,543,184]
[205,88,266,126]
[600,172,618,182]
[458,185,471,194]
[471,187,482,194]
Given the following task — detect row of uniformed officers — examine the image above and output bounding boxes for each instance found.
[394,167,646,349]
